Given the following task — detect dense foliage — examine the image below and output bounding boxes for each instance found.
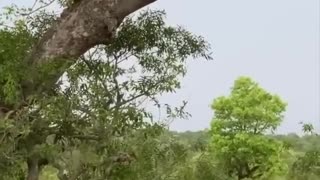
[0,1,319,180]
[210,77,287,179]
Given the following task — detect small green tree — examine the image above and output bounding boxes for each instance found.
[210,77,287,179]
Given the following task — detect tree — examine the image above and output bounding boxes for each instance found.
[289,123,320,180]
[23,0,161,102]
[0,0,167,117]
[0,7,211,180]
[209,77,287,179]
[0,0,160,132]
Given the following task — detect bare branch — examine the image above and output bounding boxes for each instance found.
[20,0,55,17]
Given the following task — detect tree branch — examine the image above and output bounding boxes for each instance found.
[20,0,55,17]
[115,0,157,19]
[29,0,157,66]
[21,0,157,102]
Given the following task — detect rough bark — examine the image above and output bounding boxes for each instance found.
[16,0,157,103]
[29,0,157,66]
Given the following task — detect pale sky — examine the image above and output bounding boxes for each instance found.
[1,0,319,134]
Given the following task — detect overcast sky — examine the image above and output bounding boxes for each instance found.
[151,0,320,134]
[1,0,319,134]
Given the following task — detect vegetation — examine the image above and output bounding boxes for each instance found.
[210,77,287,179]
[0,1,319,180]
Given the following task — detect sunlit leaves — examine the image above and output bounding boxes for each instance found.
[210,77,287,179]
[211,76,287,135]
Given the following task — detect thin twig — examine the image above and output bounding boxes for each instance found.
[20,0,55,16]
[31,0,39,10]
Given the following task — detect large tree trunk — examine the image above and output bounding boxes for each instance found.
[29,0,156,66]
[26,157,49,180]
[27,158,40,180]
[18,0,157,104]
[0,0,157,178]
[5,0,156,177]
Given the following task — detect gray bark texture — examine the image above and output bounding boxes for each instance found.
[30,0,157,66]
[15,0,157,100]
